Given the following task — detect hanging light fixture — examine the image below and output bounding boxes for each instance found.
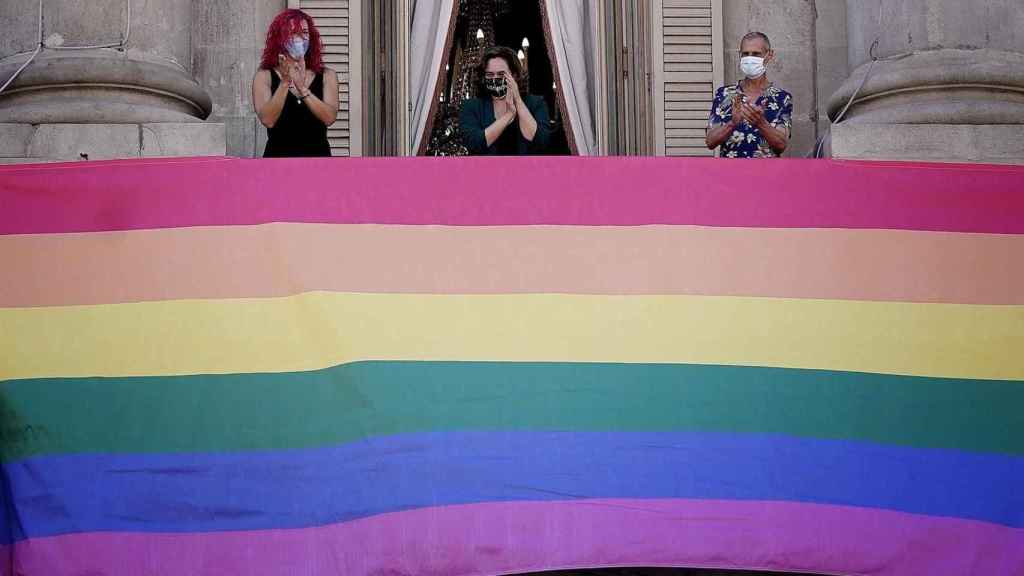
[522,37,530,50]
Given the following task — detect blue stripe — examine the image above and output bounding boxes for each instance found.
[4,431,1023,542]
[1,467,16,546]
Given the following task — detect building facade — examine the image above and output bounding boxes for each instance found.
[0,0,1021,163]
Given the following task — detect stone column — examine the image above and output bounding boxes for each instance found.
[828,0,1024,164]
[0,0,224,162]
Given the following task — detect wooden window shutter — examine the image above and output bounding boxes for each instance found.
[652,0,723,156]
[293,0,358,156]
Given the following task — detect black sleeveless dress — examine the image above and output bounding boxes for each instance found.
[264,71,332,158]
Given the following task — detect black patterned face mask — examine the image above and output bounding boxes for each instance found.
[483,76,509,98]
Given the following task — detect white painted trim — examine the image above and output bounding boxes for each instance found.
[594,1,610,156]
[348,0,363,156]
[650,0,666,156]
[711,0,725,91]
[711,0,724,158]
[398,0,410,155]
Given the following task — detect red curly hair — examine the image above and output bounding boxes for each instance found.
[260,9,325,73]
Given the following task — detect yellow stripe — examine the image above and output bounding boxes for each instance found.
[2,293,1022,381]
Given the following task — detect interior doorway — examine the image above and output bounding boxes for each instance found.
[423,0,571,155]
[362,0,408,156]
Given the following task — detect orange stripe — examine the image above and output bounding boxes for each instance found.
[2,224,1022,307]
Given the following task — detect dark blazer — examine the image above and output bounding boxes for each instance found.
[460,95,552,155]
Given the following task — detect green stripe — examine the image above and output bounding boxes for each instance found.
[2,361,1022,462]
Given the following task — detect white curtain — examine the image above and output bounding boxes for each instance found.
[543,0,600,156]
[410,0,456,155]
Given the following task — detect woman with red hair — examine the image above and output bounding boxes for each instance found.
[252,9,338,157]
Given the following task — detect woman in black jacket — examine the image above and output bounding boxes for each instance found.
[460,46,551,155]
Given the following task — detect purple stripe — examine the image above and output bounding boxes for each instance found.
[11,499,1023,576]
[2,157,1024,235]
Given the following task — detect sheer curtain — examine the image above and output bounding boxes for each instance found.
[543,0,600,156]
[409,0,456,154]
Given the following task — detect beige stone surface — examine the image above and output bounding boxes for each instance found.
[141,123,226,157]
[0,123,35,157]
[1,0,192,71]
[831,123,1024,165]
[847,0,1024,68]
[829,48,1024,125]
[814,0,849,137]
[0,157,57,164]
[0,0,216,160]
[0,50,213,124]
[825,0,1024,160]
[0,122,225,163]
[26,124,141,161]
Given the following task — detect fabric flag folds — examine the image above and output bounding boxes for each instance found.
[1,156,1022,576]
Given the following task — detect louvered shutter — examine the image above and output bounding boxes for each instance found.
[293,0,352,156]
[654,0,723,156]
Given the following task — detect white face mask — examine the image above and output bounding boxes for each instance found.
[740,56,766,79]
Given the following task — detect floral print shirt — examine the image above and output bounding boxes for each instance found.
[707,83,793,158]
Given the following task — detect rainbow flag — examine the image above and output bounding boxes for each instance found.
[1,157,1022,576]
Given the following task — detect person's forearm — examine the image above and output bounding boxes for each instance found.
[759,123,789,153]
[705,122,738,149]
[485,113,514,147]
[258,82,290,128]
[515,98,538,141]
[301,91,337,126]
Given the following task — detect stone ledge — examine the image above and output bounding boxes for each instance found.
[141,123,226,157]
[0,123,35,156]
[0,122,225,163]
[831,123,1024,165]
[0,157,57,164]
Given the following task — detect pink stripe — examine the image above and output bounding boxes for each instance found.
[1,157,1023,235]
[3,224,1023,307]
[11,499,1023,576]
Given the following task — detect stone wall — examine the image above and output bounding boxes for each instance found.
[721,0,848,158]
[192,0,286,158]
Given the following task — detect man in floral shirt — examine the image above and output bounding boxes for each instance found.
[706,32,793,158]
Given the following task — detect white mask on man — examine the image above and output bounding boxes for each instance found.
[740,56,766,79]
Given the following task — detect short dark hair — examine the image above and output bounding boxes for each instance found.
[474,46,524,98]
[740,31,772,52]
